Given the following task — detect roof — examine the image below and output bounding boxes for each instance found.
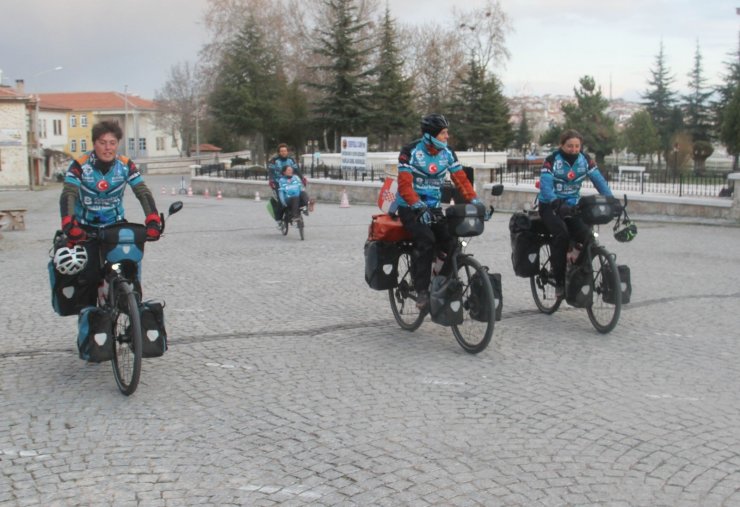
[192,143,222,152]
[0,86,30,101]
[36,92,157,111]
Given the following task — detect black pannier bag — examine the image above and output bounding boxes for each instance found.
[141,300,168,358]
[565,264,592,308]
[445,202,485,237]
[509,212,542,278]
[603,264,631,305]
[48,232,96,316]
[77,306,113,362]
[577,195,620,225]
[364,241,399,290]
[429,275,464,326]
[469,271,503,322]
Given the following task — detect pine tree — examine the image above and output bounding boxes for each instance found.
[683,42,713,143]
[720,83,740,171]
[561,76,617,165]
[715,34,740,164]
[642,42,679,163]
[310,0,376,152]
[514,108,531,155]
[366,7,416,151]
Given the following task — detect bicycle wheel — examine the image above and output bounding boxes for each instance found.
[388,250,425,331]
[298,216,304,241]
[587,246,621,333]
[451,256,494,354]
[110,280,143,395]
[280,216,289,236]
[530,242,562,314]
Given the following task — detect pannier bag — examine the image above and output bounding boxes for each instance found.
[266,198,277,219]
[509,213,542,278]
[48,231,94,316]
[445,202,485,237]
[364,241,399,290]
[470,271,503,322]
[77,306,113,362]
[429,275,464,326]
[368,214,412,242]
[140,299,168,358]
[577,195,620,225]
[603,264,631,305]
[565,264,592,308]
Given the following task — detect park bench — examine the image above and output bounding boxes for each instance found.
[0,208,28,233]
[618,165,647,184]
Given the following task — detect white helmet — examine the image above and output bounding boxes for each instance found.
[53,245,88,275]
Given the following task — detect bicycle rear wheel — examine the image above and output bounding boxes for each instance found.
[389,250,425,331]
[531,242,562,314]
[110,280,143,395]
[298,216,304,240]
[587,246,621,333]
[280,216,289,236]
[451,256,494,354]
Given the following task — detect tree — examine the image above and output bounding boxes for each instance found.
[208,18,283,163]
[623,110,660,165]
[453,0,511,72]
[683,42,713,142]
[642,42,679,165]
[514,108,531,155]
[561,76,617,165]
[720,83,740,171]
[366,7,416,150]
[154,61,205,157]
[309,0,376,152]
[715,34,740,166]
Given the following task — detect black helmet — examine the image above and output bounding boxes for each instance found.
[421,114,449,137]
[613,220,637,242]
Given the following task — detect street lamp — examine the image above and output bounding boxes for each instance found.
[28,66,63,189]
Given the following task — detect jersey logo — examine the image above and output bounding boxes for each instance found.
[97,180,110,191]
[429,163,438,174]
[567,170,576,180]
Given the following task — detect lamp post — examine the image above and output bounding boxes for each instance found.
[123,84,129,157]
[28,66,63,189]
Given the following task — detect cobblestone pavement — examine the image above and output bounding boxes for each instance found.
[1,175,740,506]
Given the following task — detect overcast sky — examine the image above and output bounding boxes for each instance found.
[1,0,737,102]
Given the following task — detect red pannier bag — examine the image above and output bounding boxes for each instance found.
[367,214,413,242]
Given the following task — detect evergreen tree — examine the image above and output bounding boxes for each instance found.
[623,110,660,165]
[366,7,416,151]
[310,0,375,152]
[720,83,740,171]
[642,42,678,163]
[683,42,714,142]
[208,18,281,162]
[514,108,531,155]
[561,76,617,165]
[714,34,740,159]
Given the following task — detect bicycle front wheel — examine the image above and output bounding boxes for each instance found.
[388,250,425,331]
[451,256,494,354]
[531,242,562,314]
[110,280,143,396]
[280,217,289,236]
[587,246,621,333]
[298,216,304,241]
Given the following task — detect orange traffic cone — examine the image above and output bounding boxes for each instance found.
[339,188,350,208]
[255,191,261,201]
[161,186,166,195]
[216,190,223,200]
[187,186,193,197]
[204,188,210,198]
[171,187,176,196]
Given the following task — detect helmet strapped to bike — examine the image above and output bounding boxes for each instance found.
[53,245,88,275]
[613,219,637,242]
[421,114,449,137]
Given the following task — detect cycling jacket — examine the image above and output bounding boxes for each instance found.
[278,175,304,206]
[394,138,476,210]
[60,152,156,225]
[268,156,300,184]
[538,150,612,206]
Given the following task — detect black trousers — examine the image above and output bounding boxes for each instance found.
[397,207,454,294]
[538,201,590,285]
[285,192,309,218]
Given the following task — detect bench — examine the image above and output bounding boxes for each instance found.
[0,208,28,231]
[618,165,646,184]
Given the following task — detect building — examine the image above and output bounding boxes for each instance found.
[37,91,182,160]
[0,85,33,187]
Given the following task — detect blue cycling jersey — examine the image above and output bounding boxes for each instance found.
[268,156,299,184]
[278,175,304,205]
[394,138,463,210]
[538,150,612,206]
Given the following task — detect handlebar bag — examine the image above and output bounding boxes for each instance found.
[577,195,619,225]
[100,223,147,264]
[445,203,484,237]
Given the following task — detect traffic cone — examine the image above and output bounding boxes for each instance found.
[204,188,210,198]
[339,188,350,208]
[161,186,166,195]
[216,190,223,200]
[171,187,176,196]
[255,191,261,201]
[187,186,193,197]
[450,197,455,205]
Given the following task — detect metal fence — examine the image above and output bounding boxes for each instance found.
[195,160,734,198]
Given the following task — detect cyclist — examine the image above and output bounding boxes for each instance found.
[537,128,614,297]
[268,143,305,226]
[278,165,309,220]
[57,120,160,311]
[394,113,481,310]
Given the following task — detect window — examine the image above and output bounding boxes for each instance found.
[156,137,165,151]
[70,115,76,127]
[128,138,135,151]
[80,115,88,127]
[80,139,87,152]
[53,119,62,136]
[70,139,77,152]
[138,138,147,151]
[39,119,47,139]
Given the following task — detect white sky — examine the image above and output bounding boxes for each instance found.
[1,0,737,101]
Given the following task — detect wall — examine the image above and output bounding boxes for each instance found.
[0,101,29,187]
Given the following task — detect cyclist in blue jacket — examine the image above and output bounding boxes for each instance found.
[395,114,481,310]
[537,129,614,297]
[278,165,309,220]
[268,143,305,225]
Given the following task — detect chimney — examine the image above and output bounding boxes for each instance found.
[15,79,25,93]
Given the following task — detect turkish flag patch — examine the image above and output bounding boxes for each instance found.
[429,163,438,174]
[97,180,109,191]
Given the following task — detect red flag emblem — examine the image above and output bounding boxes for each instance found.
[429,163,438,174]
[97,180,109,191]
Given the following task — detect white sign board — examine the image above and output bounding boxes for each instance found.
[341,137,367,171]
[0,128,23,147]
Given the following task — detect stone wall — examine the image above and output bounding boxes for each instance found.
[0,102,30,187]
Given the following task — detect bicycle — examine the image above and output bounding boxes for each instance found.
[280,204,307,241]
[526,195,630,333]
[87,201,183,395]
[387,184,504,354]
